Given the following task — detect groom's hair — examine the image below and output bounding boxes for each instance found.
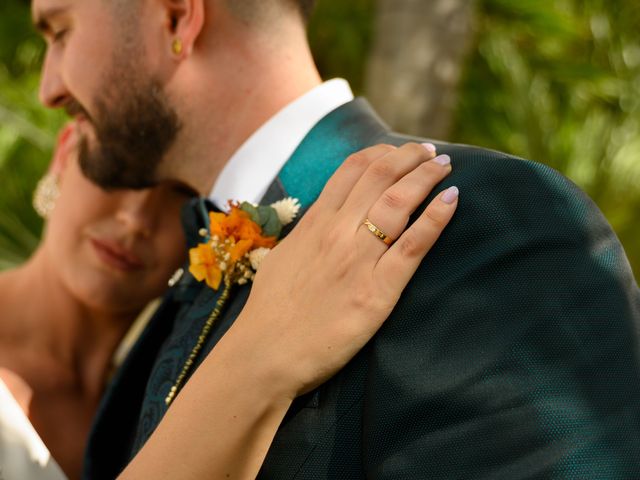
[226,0,317,24]
[107,1,317,26]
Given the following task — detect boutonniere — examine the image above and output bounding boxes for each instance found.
[167,198,301,406]
[188,197,301,291]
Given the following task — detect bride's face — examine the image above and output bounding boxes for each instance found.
[42,153,192,316]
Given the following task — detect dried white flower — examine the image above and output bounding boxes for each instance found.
[249,247,271,271]
[270,197,301,226]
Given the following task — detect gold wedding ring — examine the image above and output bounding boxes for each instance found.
[364,219,394,246]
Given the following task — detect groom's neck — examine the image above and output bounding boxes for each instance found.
[160,15,321,196]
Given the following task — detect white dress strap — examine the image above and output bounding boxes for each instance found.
[0,380,68,480]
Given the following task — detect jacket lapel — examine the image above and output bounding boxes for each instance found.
[277,97,389,208]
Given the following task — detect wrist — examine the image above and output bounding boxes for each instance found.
[208,313,299,407]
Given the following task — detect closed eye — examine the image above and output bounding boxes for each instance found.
[33,7,70,44]
[52,29,69,44]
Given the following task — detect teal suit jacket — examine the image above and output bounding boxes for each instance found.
[83,99,640,479]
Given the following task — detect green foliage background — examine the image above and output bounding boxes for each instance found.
[1,0,638,278]
[0,0,64,269]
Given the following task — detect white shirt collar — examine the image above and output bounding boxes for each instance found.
[208,78,354,209]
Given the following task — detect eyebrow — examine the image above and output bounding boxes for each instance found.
[33,7,68,33]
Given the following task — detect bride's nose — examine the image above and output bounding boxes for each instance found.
[115,191,156,238]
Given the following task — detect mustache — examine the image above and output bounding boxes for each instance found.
[64,100,92,121]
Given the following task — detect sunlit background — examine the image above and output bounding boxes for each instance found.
[1,0,638,278]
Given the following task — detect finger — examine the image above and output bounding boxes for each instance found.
[340,143,438,221]
[357,154,452,256]
[374,186,459,296]
[314,144,397,211]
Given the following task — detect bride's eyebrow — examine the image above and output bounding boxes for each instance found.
[33,7,68,34]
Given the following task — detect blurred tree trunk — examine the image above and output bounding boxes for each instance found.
[365,0,475,139]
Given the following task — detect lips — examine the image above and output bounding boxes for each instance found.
[90,237,145,273]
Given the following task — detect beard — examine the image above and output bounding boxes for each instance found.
[76,73,182,190]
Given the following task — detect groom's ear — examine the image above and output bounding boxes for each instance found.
[161,0,205,58]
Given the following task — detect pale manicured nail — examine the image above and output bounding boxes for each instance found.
[432,154,451,166]
[422,143,436,154]
[441,186,459,204]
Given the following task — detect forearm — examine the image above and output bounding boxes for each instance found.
[118,320,293,480]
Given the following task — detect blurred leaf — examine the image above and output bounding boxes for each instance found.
[308,0,374,94]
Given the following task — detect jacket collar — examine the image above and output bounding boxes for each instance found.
[276,98,389,208]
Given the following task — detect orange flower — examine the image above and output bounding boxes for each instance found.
[208,206,276,248]
[208,212,228,238]
[188,243,222,290]
[190,205,279,290]
[229,238,253,262]
[253,235,277,249]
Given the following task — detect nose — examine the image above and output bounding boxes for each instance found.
[39,49,70,108]
[116,191,157,238]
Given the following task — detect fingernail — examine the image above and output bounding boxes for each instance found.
[422,143,436,154]
[432,154,451,166]
[441,186,459,204]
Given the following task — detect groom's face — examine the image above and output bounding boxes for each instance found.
[33,0,181,189]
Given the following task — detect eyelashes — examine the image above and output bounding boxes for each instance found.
[52,29,69,43]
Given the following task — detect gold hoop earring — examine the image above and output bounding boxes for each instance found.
[171,38,183,56]
[33,173,60,219]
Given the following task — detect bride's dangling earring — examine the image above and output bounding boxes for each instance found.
[33,172,60,219]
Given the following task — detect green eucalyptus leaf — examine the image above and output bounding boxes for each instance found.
[239,202,261,225]
[256,206,282,238]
